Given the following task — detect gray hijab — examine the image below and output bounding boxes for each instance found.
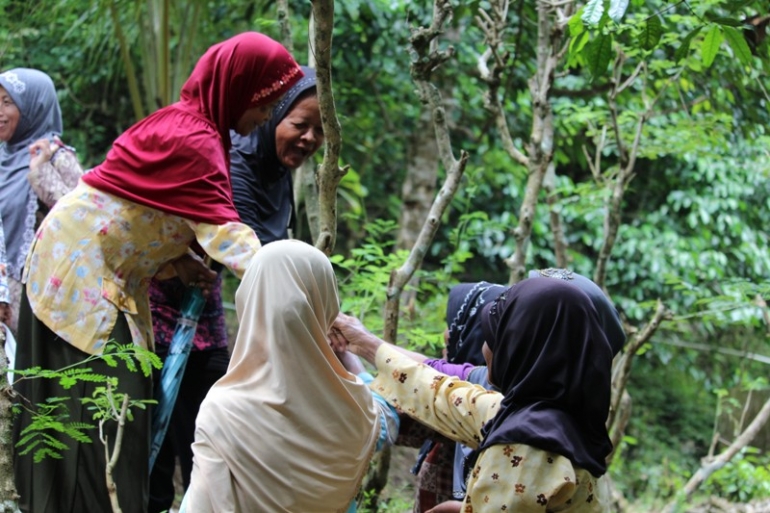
[0,68,62,280]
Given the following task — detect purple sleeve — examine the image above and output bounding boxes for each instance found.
[423,358,476,380]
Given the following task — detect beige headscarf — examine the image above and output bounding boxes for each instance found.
[185,240,379,512]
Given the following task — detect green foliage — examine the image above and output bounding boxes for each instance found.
[611,350,717,502]
[705,448,770,502]
[4,0,770,508]
[701,25,724,68]
[13,342,160,462]
[331,219,404,321]
[15,398,94,463]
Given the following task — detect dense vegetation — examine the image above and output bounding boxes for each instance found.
[2,0,769,510]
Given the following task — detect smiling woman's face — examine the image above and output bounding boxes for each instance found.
[275,94,324,169]
[0,85,20,142]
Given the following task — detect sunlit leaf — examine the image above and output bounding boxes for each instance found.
[569,30,590,56]
[568,9,585,38]
[700,25,723,68]
[608,0,629,22]
[581,0,604,26]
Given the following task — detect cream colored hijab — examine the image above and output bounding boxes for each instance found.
[185,240,379,512]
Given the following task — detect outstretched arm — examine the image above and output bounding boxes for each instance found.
[331,312,429,364]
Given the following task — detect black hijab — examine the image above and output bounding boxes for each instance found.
[229,66,317,243]
[475,278,613,476]
[445,281,507,365]
[528,268,626,355]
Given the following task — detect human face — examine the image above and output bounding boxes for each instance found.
[234,100,277,136]
[0,86,20,142]
[275,94,324,169]
[482,342,494,386]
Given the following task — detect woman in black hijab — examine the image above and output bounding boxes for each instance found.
[332,278,614,512]
[230,66,323,243]
[148,66,324,512]
[445,281,509,365]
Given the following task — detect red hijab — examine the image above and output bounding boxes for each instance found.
[83,32,303,224]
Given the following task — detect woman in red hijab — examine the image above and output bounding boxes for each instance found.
[13,32,301,513]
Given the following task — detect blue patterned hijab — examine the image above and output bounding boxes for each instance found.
[0,69,62,280]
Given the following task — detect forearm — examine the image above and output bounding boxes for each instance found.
[355,334,384,365]
[190,221,261,278]
[424,359,476,380]
[371,344,500,448]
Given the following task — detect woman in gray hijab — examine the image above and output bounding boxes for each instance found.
[0,68,83,335]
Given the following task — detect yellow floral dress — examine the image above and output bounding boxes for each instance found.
[23,181,260,355]
[371,344,610,512]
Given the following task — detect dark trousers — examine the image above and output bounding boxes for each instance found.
[13,290,152,513]
[148,346,230,513]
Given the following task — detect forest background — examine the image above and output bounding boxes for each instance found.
[2,0,770,511]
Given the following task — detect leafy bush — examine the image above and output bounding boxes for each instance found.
[705,448,770,503]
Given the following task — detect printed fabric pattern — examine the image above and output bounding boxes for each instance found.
[371,344,610,512]
[23,182,259,355]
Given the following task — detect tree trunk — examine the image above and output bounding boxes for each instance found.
[504,0,562,284]
[396,107,439,316]
[0,328,19,512]
[397,108,439,254]
[310,0,344,254]
[295,15,321,243]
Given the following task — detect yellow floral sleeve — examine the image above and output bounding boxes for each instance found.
[371,344,501,448]
[189,221,262,278]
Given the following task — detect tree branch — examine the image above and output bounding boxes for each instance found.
[504,0,564,284]
[381,0,469,343]
[310,0,345,255]
[276,0,294,55]
[663,396,770,512]
[608,300,669,430]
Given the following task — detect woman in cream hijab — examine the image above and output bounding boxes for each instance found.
[183,240,381,512]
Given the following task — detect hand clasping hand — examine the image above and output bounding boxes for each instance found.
[172,254,217,297]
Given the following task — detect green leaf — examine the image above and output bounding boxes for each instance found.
[700,25,723,68]
[568,9,585,38]
[639,15,663,51]
[581,0,604,27]
[722,26,753,66]
[705,15,744,27]
[586,33,614,80]
[675,26,702,62]
[569,30,590,59]
[726,0,758,11]
[608,0,629,22]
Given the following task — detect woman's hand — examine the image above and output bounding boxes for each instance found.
[426,500,463,513]
[331,313,384,365]
[333,348,366,375]
[171,254,217,296]
[29,139,54,171]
